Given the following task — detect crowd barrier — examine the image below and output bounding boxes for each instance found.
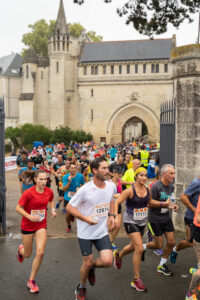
[5,156,17,171]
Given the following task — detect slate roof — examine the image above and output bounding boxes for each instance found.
[0,53,23,77]
[80,39,172,63]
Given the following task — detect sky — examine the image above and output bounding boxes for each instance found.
[0,0,199,57]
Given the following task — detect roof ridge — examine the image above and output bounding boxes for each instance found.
[85,38,172,44]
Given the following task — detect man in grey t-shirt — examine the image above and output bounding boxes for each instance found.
[144,164,178,276]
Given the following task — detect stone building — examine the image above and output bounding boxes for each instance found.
[2,0,176,143]
[0,53,23,127]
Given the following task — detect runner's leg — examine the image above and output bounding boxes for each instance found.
[29,228,47,280]
[19,233,34,258]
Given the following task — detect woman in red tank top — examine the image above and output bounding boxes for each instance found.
[16,169,56,294]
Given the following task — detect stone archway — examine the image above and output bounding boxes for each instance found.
[106,102,160,144]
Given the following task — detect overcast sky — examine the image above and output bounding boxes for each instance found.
[0,0,199,57]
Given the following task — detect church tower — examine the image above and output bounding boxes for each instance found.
[48,0,81,130]
[48,0,69,129]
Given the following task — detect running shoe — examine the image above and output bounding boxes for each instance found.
[157,264,173,276]
[131,278,147,292]
[61,208,66,213]
[27,280,39,293]
[113,249,122,269]
[75,284,86,300]
[66,227,72,233]
[154,249,163,256]
[146,231,153,243]
[112,243,119,251]
[55,201,60,209]
[17,244,24,263]
[170,250,178,264]
[88,267,95,286]
[190,268,197,276]
[141,250,146,262]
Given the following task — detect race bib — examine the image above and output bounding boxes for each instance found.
[133,207,148,220]
[68,191,75,198]
[161,208,168,214]
[36,164,41,169]
[94,203,110,218]
[31,209,45,222]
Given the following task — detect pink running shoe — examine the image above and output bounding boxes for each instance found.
[131,278,147,292]
[113,249,122,269]
[27,280,40,293]
[17,244,24,263]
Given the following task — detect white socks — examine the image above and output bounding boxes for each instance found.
[159,257,167,266]
[143,243,147,251]
[173,246,177,253]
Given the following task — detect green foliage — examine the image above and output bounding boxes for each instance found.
[22,19,56,57]
[5,126,21,148]
[73,0,199,37]
[69,23,85,37]
[6,124,93,149]
[21,19,103,57]
[5,144,12,153]
[87,31,103,42]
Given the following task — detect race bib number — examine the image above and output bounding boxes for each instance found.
[31,209,45,222]
[36,164,41,169]
[133,207,148,220]
[161,208,168,214]
[68,191,75,198]
[94,203,110,218]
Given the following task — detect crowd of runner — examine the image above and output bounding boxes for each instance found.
[15,141,200,299]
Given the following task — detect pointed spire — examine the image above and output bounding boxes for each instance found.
[54,0,68,35]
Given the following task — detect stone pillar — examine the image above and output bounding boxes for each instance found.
[171,44,200,230]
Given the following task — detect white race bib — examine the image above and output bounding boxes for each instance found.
[133,207,148,220]
[94,203,109,218]
[68,191,75,198]
[31,209,45,222]
[36,164,41,169]
[161,208,168,214]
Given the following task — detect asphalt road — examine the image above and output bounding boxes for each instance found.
[0,237,196,300]
[2,169,197,300]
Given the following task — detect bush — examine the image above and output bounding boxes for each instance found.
[5,144,12,153]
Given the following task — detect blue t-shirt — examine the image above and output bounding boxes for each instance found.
[110,148,117,159]
[184,177,200,220]
[19,167,37,191]
[63,172,85,202]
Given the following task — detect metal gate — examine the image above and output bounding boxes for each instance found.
[0,97,6,236]
[160,99,175,167]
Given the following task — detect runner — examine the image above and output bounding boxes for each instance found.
[32,150,43,169]
[185,195,200,299]
[113,167,150,292]
[16,169,56,293]
[52,154,65,209]
[121,159,140,188]
[67,157,116,300]
[170,176,200,264]
[144,164,178,276]
[55,159,71,211]
[40,159,53,188]
[63,163,85,233]
[19,159,37,193]
[109,168,123,251]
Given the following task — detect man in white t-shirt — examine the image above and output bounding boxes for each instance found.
[67,157,116,300]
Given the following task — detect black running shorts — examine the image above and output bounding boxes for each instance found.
[78,235,112,256]
[124,223,145,236]
[148,219,175,236]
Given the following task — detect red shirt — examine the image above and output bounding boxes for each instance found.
[18,186,53,231]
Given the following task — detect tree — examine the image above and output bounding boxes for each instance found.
[5,126,21,149]
[22,20,102,57]
[73,0,200,37]
[22,19,56,57]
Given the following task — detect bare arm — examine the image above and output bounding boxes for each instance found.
[148,198,170,208]
[67,203,97,225]
[16,204,40,222]
[180,193,196,213]
[63,176,72,192]
[114,188,132,216]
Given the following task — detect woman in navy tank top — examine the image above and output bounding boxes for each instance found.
[113,167,150,292]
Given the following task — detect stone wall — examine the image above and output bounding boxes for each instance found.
[172,44,200,230]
